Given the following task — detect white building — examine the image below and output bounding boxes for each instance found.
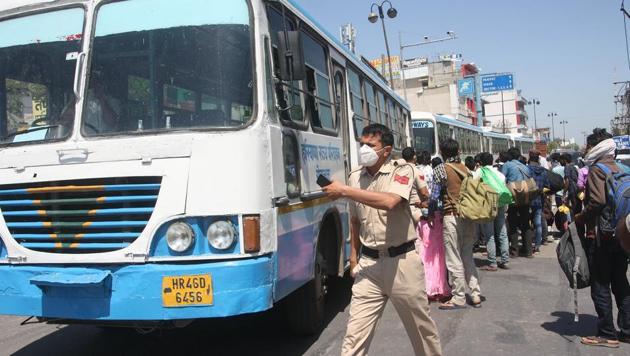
[482,89,529,134]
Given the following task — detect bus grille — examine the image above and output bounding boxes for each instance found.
[0,177,161,254]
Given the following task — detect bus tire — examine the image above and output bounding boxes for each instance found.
[285,248,327,335]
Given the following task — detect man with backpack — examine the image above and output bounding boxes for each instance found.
[475,152,511,271]
[576,128,630,349]
[501,147,536,258]
[429,138,482,309]
[561,153,580,219]
[528,150,550,254]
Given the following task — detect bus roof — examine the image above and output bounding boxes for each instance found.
[284,0,410,110]
[0,0,62,13]
[434,115,482,132]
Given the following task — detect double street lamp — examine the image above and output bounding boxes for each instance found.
[547,112,558,142]
[368,1,398,87]
[527,98,540,139]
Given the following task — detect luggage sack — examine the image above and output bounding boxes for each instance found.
[556,222,590,322]
[446,163,499,223]
[507,165,539,206]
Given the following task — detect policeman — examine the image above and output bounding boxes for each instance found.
[323,124,442,356]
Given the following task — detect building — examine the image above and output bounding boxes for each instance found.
[481,89,528,134]
[385,55,478,125]
[533,127,551,143]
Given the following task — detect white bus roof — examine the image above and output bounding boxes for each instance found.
[0,0,59,13]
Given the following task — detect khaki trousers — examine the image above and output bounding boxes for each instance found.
[442,215,481,305]
[341,249,442,356]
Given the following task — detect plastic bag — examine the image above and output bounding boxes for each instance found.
[479,166,513,207]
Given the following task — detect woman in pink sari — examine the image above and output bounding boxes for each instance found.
[415,152,451,301]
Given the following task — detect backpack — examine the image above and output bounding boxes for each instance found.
[446,164,498,223]
[479,166,513,207]
[506,165,539,206]
[547,170,564,193]
[594,163,630,237]
[556,222,590,321]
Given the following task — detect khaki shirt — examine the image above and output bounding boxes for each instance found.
[394,159,427,222]
[348,160,416,249]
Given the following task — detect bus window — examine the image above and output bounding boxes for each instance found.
[84,0,254,136]
[0,8,84,144]
[347,67,367,137]
[437,122,450,143]
[377,91,387,127]
[412,120,435,155]
[365,82,378,123]
[268,6,303,124]
[283,133,301,198]
[264,37,277,121]
[301,30,334,131]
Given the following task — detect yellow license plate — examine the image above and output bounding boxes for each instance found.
[162,274,213,307]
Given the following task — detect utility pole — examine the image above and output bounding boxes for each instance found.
[527,98,540,139]
[560,120,568,147]
[547,112,558,141]
[340,23,357,54]
[501,91,506,133]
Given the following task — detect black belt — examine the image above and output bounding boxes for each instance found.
[361,240,415,259]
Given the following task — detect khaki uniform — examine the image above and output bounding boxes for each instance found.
[342,160,442,356]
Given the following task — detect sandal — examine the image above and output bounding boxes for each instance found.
[580,336,619,348]
[438,300,466,310]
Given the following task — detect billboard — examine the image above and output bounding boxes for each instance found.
[369,56,401,80]
[481,74,514,92]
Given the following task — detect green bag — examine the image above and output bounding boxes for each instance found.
[479,166,513,207]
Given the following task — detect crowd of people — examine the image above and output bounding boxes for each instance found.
[323,123,630,355]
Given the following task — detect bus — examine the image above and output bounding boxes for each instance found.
[411,112,535,159]
[0,0,411,333]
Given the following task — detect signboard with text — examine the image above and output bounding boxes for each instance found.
[481,74,514,92]
[614,135,630,149]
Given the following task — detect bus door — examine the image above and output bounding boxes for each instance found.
[332,62,350,181]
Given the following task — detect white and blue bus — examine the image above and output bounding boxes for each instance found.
[411,112,535,159]
[0,0,411,333]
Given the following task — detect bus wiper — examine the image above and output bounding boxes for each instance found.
[1,125,59,140]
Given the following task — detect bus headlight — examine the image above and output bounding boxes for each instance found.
[166,222,195,252]
[207,220,236,250]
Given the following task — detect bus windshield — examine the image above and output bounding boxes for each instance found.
[412,120,436,155]
[0,8,84,145]
[83,0,253,136]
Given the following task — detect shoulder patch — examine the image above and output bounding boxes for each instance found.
[394,174,409,185]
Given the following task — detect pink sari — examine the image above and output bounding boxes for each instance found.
[415,213,451,299]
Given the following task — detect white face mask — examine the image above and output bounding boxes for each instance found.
[358,145,383,167]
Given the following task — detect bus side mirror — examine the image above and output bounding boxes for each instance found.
[277,31,305,81]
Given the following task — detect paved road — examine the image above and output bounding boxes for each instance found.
[1,241,628,356]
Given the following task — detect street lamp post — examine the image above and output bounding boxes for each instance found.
[369,1,397,87]
[547,112,558,142]
[527,98,540,139]
[399,31,457,102]
[560,120,568,147]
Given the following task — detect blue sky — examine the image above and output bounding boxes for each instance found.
[295,0,629,143]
